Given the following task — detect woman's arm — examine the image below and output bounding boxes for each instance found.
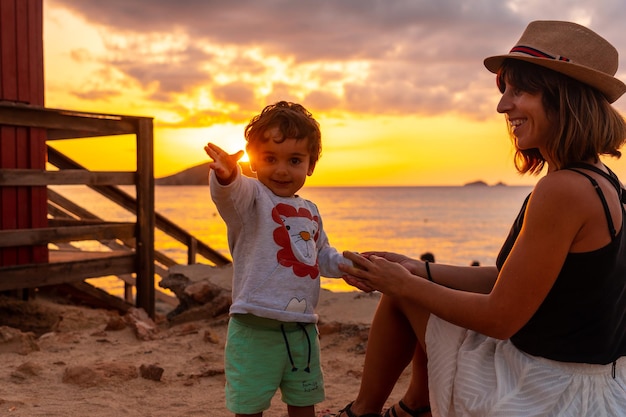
[341,173,588,339]
[421,264,498,294]
[356,251,497,294]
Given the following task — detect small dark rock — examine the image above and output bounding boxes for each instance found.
[140,364,164,381]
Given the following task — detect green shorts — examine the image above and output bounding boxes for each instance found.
[224,314,325,414]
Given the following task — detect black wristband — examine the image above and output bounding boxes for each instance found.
[425,261,433,282]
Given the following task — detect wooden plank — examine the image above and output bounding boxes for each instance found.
[44,281,133,313]
[0,128,17,225]
[0,251,135,291]
[15,0,29,102]
[0,0,18,100]
[47,188,101,220]
[48,218,113,227]
[15,127,29,263]
[187,237,198,264]
[0,168,136,186]
[26,0,44,106]
[47,189,178,268]
[0,223,136,247]
[0,103,142,137]
[29,130,49,262]
[0,125,18,265]
[0,0,4,98]
[135,118,155,316]
[49,250,129,262]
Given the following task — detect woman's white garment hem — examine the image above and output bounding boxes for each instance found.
[425,315,626,417]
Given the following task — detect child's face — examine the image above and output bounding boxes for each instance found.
[249,126,314,197]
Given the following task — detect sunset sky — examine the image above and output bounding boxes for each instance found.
[43,0,626,186]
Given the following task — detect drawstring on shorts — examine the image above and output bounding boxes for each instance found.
[280,323,312,373]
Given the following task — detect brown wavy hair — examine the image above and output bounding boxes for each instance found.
[497,59,626,174]
[244,101,322,169]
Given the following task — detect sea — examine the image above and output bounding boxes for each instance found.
[50,184,534,294]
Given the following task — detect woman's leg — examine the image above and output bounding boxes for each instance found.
[344,294,430,416]
[395,340,430,416]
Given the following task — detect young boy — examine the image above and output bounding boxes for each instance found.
[204,101,349,417]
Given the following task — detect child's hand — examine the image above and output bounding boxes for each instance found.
[204,143,244,184]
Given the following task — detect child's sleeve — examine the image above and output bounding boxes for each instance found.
[209,167,256,225]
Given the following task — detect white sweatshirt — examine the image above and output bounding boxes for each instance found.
[210,169,348,323]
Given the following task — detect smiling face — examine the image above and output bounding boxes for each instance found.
[249,126,314,197]
[496,80,552,157]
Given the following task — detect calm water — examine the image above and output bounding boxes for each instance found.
[51,185,533,293]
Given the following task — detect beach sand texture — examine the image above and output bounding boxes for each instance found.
[0,271,411,417]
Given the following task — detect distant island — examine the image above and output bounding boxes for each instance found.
[155,162,255,185]
[463,180,507,187]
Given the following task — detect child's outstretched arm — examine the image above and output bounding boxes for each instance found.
[204,142,244,185]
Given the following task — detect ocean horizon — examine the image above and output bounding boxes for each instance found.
[51,184,534,295]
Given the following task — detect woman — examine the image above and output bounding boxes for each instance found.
[335,21,626,417]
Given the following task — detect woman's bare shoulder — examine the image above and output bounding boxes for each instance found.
[531,170,591,207]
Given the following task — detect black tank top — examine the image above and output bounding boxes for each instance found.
[496,164,626,364]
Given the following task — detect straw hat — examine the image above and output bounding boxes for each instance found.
[484,20,626,103]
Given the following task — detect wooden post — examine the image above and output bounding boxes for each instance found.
[135,118,155,317]
[0,0,47,267]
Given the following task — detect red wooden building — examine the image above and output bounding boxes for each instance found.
[0,0,47,266]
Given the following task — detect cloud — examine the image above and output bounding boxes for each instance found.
[46,0,626,127]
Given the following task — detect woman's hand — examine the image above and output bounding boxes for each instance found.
[204,142,244,184]
[340,251,417,295]
[362,251,421,275]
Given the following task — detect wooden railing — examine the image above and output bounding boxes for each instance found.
[0,102,230,317]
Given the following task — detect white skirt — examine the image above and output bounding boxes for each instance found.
[425,315,626,417]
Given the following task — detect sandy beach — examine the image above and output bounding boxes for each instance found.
[0,268,412,417]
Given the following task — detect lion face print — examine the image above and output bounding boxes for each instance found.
[272,203,320,279]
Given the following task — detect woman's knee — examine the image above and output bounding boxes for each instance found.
[384,295,430,345]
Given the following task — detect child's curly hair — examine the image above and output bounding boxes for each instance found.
[245,101,322,168]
